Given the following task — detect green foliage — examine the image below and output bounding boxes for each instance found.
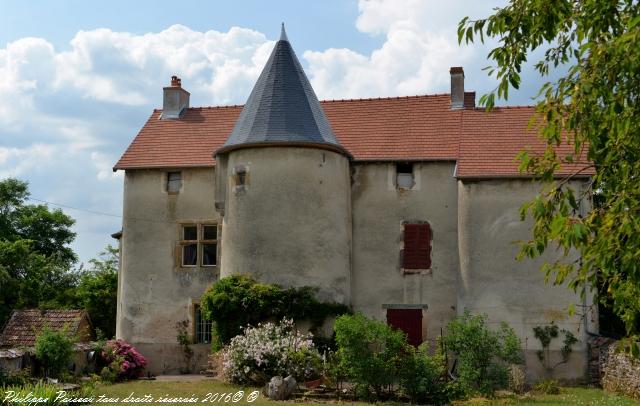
[333,313,409,398]
[443,311,523,396]
[72,246,118,338]
[0,367,30,387]
[34,326,76,378]
[534,379,561,395]
[2,381,65,405]
[200,275,350,344]
[333,313,455,403]
[459,0,640,340]
[533,322,578,372]
[398,343,450,405]
[0,178,78,326]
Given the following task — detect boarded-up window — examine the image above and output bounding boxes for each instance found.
[167,172,182,193]
[403,223,431,269]
[387,308,423,346]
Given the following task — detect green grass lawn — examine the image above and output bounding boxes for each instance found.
[90,379,639,405]
[454,387,638,405]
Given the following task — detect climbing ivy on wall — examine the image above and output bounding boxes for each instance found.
[200,275,350,348]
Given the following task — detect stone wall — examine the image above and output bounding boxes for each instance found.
[602,344,640,399]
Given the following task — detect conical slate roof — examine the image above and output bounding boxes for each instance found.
[216,25,346,155]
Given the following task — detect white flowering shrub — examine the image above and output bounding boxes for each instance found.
[222,318,322,385]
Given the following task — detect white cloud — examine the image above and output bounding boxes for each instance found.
[0,144,57,178]
[304,0,504,100]
[0,24,275,263]
[0,1,533,264]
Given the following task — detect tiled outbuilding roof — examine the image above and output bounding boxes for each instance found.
[114,94,590,178]
[0,309,92,348]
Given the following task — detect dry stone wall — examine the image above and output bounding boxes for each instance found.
[601,344,640,399]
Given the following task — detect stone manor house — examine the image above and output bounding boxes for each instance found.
[113,27,596,379]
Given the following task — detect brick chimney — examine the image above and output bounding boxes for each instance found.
[450,67,464,109]
[161,75,190,119]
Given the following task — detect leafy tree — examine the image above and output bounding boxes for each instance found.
[0,178,76,266]
[73,245,119,338]
[0,178,77,325]
[459,1,640,338]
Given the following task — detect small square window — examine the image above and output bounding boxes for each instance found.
[183,226,197,241]
[202,243,217,266]
[167,172,182,193]
[396,163,415,189]
[233,165,248,188]
[203,225,217,240]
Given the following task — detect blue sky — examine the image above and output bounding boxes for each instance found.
[1,0,553,265]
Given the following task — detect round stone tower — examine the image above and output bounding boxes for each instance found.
[214,25,351,304]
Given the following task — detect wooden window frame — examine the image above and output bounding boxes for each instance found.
[179,223,218,269]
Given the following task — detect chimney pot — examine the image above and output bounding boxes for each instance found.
[162,75,190,119]
[450,67,465,109]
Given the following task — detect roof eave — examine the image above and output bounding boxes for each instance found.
[214,141,353,159]
[456,173,593,181]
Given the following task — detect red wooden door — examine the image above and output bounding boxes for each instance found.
[386,309,423,346]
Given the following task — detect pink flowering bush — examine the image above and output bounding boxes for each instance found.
[222,318,322,385]
[101,339,147,380]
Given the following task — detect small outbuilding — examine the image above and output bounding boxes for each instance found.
[0,309,94,373]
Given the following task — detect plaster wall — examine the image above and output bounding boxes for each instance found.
[350,162,460,343]
[117,168,219,374]
[218,147,352,304]
[457,179,597,382]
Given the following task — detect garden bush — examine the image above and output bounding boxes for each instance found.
[34,326,75,378]
[0,366,30,387]
[100,339,147,381]
[333,313,407,399]
[221,318,322,385]
[533,378,561,395]
[398,343,452,404]
[443,311,523,396]
[200,275,349,346]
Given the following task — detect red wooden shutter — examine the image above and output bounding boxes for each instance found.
[403,223,431,269]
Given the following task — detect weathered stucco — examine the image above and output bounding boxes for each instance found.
[117,168,219,374]
[350,162,459,343]
[217,146,352,304]
[116,161,596,380]
[457,179,597,382]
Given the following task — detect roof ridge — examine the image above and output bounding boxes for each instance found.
[162,94,535,109]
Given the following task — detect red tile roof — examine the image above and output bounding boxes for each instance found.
[0,309,92,348]
[114,93,591,178]
[457,106,591,178]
